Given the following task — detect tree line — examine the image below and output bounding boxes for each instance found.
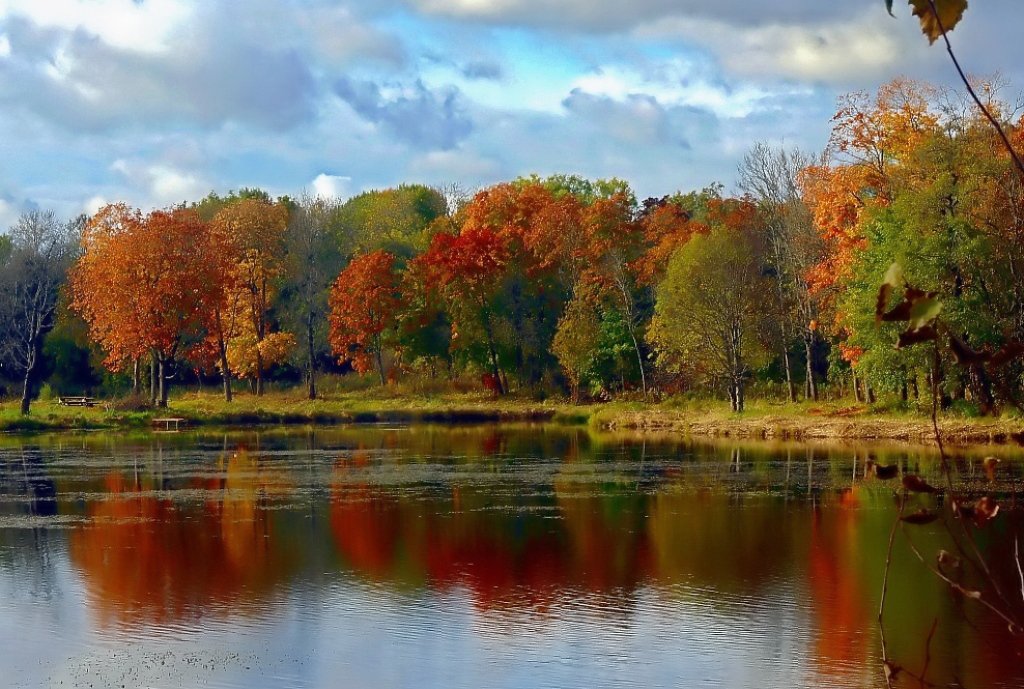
[1,77,1023,415]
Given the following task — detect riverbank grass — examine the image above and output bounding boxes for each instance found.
[0,389,1021,443]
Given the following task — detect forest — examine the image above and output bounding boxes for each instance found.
[1,77,1023,418]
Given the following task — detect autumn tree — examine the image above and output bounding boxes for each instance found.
[329,251,403,386]
[212,198,293,395]
[0,210,81,414]
[71,205,226,407]
[414,228,511,393]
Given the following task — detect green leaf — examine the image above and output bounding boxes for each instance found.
[908,296,942,331]
[882,262,903,287]
[875,263,904,322]
[909,0,969,44]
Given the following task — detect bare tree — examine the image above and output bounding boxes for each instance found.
[0,211,81,414]
[738,143,824,401]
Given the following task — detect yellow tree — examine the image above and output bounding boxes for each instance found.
[212,199,292,395]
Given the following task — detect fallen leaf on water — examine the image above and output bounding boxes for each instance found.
[937,550,961,570]
[902,509,939,525]
[982,456,1000,482]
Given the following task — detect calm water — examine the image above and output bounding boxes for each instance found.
[1,425,1023,689]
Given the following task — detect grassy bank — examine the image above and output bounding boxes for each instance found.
[1,389,1021,444]
[0,388,587,433]
[592,398,1024,445]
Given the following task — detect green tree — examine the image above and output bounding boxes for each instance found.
[552,292,601,403]
[338,185,447,257]
[650,225,770,412]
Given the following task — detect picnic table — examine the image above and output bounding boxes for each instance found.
[58,396,98,407]
[153,417,187,432]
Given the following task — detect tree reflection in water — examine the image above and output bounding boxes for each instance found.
[0,426,1020,688]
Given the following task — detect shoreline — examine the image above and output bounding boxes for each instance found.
[593,407,1024,446]
[1,394,1022,445]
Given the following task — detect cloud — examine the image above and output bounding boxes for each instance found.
[562,90,675,146]
[0,14,319,132]
[334,78,474,150]
[311,173,353,200]
[403,0,863,32]
[409,149,500,180]
[83,195,107,216]
[634,13,918,86]
[0,0,193,53]
[461,59,503,80]
[111,159,208,207]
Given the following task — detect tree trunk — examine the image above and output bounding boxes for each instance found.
[735,380,745,413]
[482,314,505,396]
[852,369,863,403]
[782,348,796,403]
[255,348,265,396]
[20,368,34,416]
[221,348,233,403]
[376,344,386,387]
[306,315,317,400]
[803,336,818,401]
[867,382,876,405]
[150,355,158,406]
[627,324,648,399]
[132,358,141,395]
[970,363,996,414]
[158,357,169,408]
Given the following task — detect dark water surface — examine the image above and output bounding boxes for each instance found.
[1,425,1023,688]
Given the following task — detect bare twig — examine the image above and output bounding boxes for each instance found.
[927,0,1024,179]
[921,617,939,688]
[1016,537,1024,604]
[879,489,907,689]
[901,522,1022,631]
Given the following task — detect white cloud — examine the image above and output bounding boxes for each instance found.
[634,12,921,86]
[111,159,208,207]
[83,195,107,216]
[0,33,11,58]
[0,0,192,54]
[0,198,15,229]
[409,149,500,180]
[147,166,206,204]
[568,60,786,118]
[311,173,353,200]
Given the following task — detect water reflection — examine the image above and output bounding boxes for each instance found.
[1,426,1023,688]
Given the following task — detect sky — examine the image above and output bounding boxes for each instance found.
[0,0,1019,227]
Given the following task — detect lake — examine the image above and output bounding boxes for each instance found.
[1,425,1022,688]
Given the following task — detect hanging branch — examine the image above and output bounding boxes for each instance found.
[926,0,1024,179]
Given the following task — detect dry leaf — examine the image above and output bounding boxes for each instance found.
[909,0,969,44]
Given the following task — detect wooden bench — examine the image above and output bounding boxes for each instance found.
[153,417,186,432]
[58,396,98,407]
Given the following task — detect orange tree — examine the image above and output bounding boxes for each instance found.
[328,250,403,385]
[71,204,228,406]
[412,227,511,393]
